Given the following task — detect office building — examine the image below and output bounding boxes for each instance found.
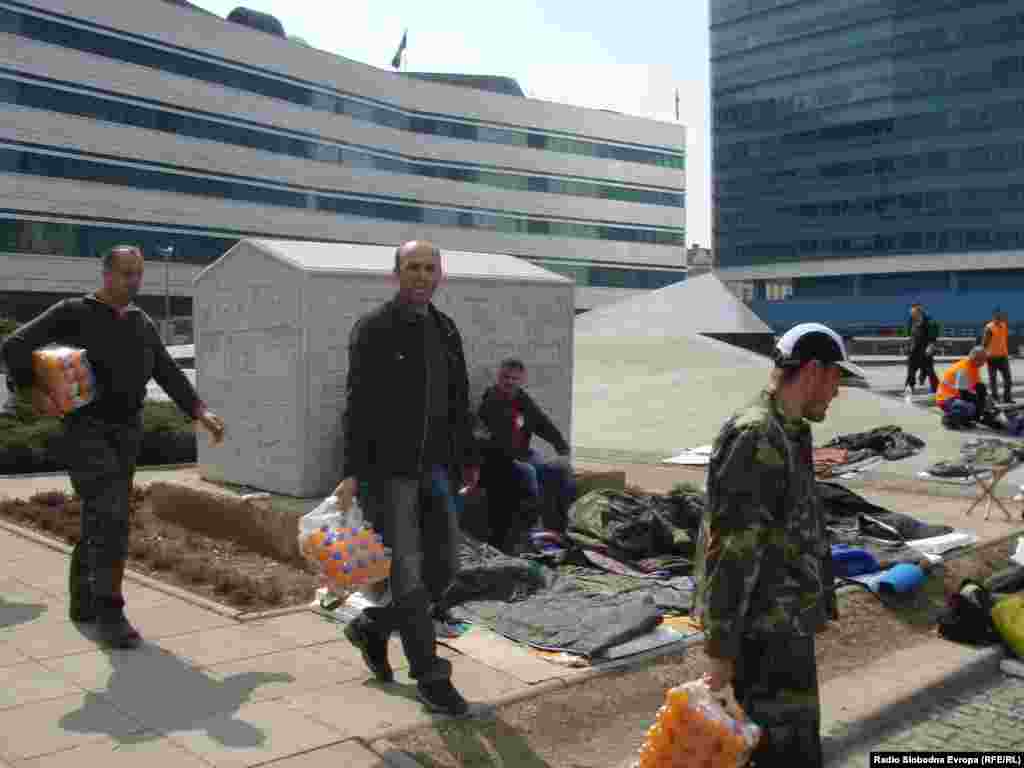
[711,0,1024,336]
[0,0,686,324]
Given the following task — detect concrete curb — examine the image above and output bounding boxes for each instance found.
[821,645,1004,765]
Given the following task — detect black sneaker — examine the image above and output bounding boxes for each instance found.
[96,616,142,649]
[417,679,470,717]
[344,619,393,682]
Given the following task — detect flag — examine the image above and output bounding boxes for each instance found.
[391,30,407,69]
[675,88,680,121]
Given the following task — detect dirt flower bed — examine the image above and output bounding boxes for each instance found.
[0,488,320,613]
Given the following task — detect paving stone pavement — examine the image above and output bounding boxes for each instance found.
[830,673,1024,767]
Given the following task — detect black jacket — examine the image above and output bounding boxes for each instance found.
[907,313,939,357]
[0,296,202,426]
[342,298,477,479]
[477,385,569,462]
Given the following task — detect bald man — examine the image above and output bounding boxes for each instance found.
[334,240,479,717]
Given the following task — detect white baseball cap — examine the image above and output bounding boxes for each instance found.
[774,323,868,381]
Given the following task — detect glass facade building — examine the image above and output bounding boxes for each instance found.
[0,0,686,318]
[711,0,1024,334]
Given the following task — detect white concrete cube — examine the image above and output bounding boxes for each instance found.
[192,239,575,497]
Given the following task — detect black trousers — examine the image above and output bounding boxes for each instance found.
[65,414,142,616]
[988,356,1013,401]
[732,632,822,768]
[906,352,938,392]
[359,468,458,683]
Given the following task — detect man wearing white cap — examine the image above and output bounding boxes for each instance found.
[694,323,866,766]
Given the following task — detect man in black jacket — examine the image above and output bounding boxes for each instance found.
[333,240,479,717]
[0,245,225,649]
[477,359,575,541]
[905,303,939,395]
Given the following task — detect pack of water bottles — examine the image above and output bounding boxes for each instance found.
[636,679,761,768]
[297,496,391,593]
[31,346,96,415]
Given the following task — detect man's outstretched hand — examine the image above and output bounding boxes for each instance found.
[198,409,226,445]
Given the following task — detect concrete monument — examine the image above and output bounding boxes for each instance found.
[192,239,574,497]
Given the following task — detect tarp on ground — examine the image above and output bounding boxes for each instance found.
[447,534,669,657]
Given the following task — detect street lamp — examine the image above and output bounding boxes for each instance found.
[157,245,174,343]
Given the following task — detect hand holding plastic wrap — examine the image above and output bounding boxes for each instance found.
[297,496,391,594]
[31,347,96,415]
[637,678,761,768]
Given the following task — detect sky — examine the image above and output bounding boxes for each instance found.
[188,0,712,248]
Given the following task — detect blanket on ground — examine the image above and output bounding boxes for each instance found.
[822,425,926,460]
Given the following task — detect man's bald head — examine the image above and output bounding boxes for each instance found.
[394,240,443,307]
[394,241,441,273]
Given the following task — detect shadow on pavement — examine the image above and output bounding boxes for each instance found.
[58,640,294,747]
[0,595,47,628]
[410,716,553,768]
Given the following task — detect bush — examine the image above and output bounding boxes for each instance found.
[0,316,18,343]
[0,399,196,474]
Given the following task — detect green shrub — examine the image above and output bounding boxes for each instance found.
[0,399,196,474]
[0,316,18,342]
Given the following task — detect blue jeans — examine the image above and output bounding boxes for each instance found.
[513,449,576,508]
[359,465,459,683]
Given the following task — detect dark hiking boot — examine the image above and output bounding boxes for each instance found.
[344,618,393,682]
[95,597,142,649]
[417,679,470,717]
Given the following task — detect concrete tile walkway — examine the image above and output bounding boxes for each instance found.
[0,513,579,767]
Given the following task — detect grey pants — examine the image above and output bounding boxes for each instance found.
[359,466,459,683]
[65,414,142,610]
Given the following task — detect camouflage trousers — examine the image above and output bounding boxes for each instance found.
[65,414,142,611]
[733,631,822,767]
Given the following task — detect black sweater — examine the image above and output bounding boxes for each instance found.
[477,386,569,461]
[0,296,203,426]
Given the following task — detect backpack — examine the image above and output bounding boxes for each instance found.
[936,579,1000,645]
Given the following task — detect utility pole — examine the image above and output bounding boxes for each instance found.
[159,245,174,343]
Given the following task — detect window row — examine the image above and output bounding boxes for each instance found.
[0,218,236,264]
[714,7,1024,91]
[0,77,683,209]
[722,227,1024,266]
[715,51,1024,130]
[715,96,1024,166]
[533,260,687,290]
[763,184,1024,221]
[717,140,1024,197]
[0,146,684,246]
[0,6,683,169]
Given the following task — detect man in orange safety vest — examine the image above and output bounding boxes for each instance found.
[983,308,1014,404]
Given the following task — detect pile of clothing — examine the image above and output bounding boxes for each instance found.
[815,425,926,478]
[923,438,1024,479]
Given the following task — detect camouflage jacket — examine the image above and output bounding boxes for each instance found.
[694,389,833,659]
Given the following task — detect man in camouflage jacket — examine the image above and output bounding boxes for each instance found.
[694,323,866,766]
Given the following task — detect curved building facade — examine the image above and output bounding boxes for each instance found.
[0,0,686,321]
[712,0,1024,336]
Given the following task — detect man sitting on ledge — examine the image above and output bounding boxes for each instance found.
[937,346,998,429]
[477,358,575,548]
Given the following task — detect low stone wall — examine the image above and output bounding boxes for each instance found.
[142,469,628,564]
[143,481,303,564]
